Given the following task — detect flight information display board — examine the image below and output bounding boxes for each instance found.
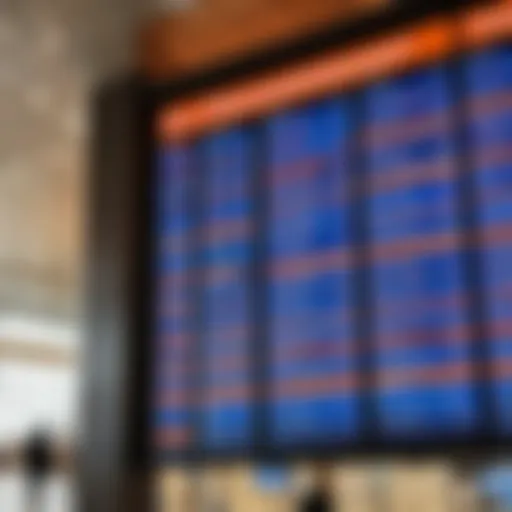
[465,45,512,433]
[266,99,359,446]
[152,41,512,460]
[365,65,477,439]
[153,146,195,455]
[199,129,255,450]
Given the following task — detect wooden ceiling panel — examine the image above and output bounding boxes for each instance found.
[139,0,387,79]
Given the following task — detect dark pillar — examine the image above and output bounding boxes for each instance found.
[80,77,154,512]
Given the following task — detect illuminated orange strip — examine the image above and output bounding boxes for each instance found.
[480,223,512,246]
[158,391,189,408]
[468,90,512,118]
[376,323,471,351]
[208,324,250,344]
[158,334,190,349]
[206,353,248,372]
[204,264,241,285]
[157,18,452,141]
[270,247,353,279]
[473,144,512,170]
[204,385,251,404]
[159,301,189,318]
[271,157,343,188]
[275,340,357,362]
[371,223,512,264]
[369,157,455,195]
[489,319,512,339]
[154,427,191,448]
[157,3,512,142]
[371,231,462,262]
[365,88,512,150]
[162,273,188,286]
[157,355,512,408]
[462,2,512,48]
[381,360,512,390]
[203,217,253,242]
[377,292,469,315]
[365,111,451,148]
[274,374,358,398]
[268,225,512,280]
[494,360,512,379]
[379,361,472,388]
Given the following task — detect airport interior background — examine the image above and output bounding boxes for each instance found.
[1,0,512,511]
[0,0,148,509]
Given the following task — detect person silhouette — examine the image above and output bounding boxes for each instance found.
[23,429,54,512]
[299,472,333,512]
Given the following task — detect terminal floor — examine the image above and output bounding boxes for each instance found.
[0,472,73,512]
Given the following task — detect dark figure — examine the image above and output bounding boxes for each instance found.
[24,430,53,512]
[300,484,333,512]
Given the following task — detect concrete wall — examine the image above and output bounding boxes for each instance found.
[0,0,148,323]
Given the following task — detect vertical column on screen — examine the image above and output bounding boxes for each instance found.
[267,99,358,447]
[365,66,476,440]
[465,46,512,433]
[200,129,254,450]
[153,146,194,457]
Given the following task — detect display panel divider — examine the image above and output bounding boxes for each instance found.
[447,54,497,442]
[190,137,205,463]
[252,121,272,460]
[350,90,379,452]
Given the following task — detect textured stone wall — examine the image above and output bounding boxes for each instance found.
[0,0,148,321]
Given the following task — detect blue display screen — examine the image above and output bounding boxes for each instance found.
[266,99,359,445]
[365,65,476,438]
[153,146,195,453]
[152,46,512,457]
[199,128,254,449]
[465,45,512,433]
